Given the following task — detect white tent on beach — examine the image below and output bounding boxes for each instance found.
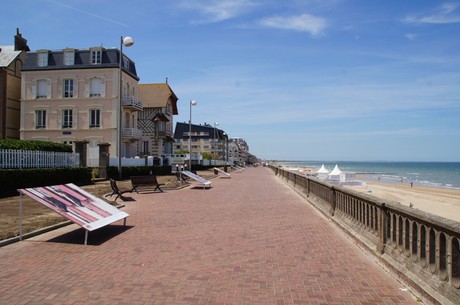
[328,164,346,183]
[316,164,329,180]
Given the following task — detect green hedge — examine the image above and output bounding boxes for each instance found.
[0,167,92,198]
[107,166,172,180]
[0,139,72,152]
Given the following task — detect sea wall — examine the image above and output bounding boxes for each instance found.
[269,165,460,305]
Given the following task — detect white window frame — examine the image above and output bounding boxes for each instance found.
[62,109,73,129]
[63,79,74,98]
[89,109,101,128]
[64,49,75,65]
[37,51,48,67]
[35,110,47,129]
[91,48,102,64]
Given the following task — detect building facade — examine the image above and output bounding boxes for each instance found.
[20,46,142,166]
[173,122,228,162]
[0,29,29,139]
[228,137,249,165]
[138,83,178,159]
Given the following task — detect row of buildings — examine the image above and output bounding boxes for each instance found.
[0,29,254,167]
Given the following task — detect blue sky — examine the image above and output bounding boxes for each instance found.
[1,0,459,161]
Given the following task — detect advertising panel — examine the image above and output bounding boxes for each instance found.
[19,183,129,231]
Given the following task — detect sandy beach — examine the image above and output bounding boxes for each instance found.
[347,182,460,222]
[288,166,460,223]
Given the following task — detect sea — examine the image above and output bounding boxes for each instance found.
[275,161,460,190]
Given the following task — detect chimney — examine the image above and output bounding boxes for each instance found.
[14,28,30,52]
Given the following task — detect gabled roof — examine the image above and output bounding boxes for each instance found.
[138,83,178,114]
[0,46,21,68]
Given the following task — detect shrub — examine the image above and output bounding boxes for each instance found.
[108,166,172,180]
[0,167,92,198]
[0,139,72,152]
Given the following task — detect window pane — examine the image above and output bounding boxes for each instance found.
[63,109,73,128]
[64,79,74,98]
[64,51,74,65]
[90,109,100,128]
[38,53,48,66]
[36,110,46,128]
[91,50,101,64]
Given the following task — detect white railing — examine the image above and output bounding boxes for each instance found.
[0,149,80,169]
[122,128,143,140]
[122,96,143,111]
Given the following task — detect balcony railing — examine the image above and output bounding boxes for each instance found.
[122,128,142,140]
[122,96,143,111]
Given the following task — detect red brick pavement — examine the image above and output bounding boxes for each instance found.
[0,167,419,305]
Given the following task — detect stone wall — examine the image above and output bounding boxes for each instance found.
[270,165,460,305]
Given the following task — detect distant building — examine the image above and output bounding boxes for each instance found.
[228,137,249,165]
[173,122,228,162]
[0,29,29,139]
[138,83,178,158]
[20,44,142,166]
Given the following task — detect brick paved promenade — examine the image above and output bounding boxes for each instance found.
[0,167,419,305]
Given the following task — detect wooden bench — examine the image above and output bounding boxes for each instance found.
[107,179,131,201]
[130,175,165,193]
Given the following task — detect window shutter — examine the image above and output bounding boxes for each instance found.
[57,111,62,128]
[73,109,78,128]
[32,80,36,99]
[58,78,62,98]
[84,79,90,97]
[46,79,51,98]
[100,78,106,97]
[74,78,78,98]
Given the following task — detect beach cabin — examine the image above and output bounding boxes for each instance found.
[328,164,346,184]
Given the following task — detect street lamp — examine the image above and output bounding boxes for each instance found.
[188,100,197,170]
[223,132,228,164]
[118,36,134,179]
[213,122,219,164]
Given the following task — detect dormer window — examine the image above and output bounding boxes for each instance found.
[91,48,102,64]
[37,50,48,67]
[64,49,75,65]
[123,56,129,69]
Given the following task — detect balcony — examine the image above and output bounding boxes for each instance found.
[122,96,143,111]
[122,128,143,141]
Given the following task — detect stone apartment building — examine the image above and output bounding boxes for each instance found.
[138,83,178,159]
[20,45,142,166]
[173,122,228,163]
[228,137,250,165]
[0,29,29,139]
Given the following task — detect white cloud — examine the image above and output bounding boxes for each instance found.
[405,33,418,40]
[403,2,460,24]
[178,0,258,23]
[258,13,327,36]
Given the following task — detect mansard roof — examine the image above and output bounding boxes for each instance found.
[138,83,178,114]
[22,47,139,80]
[174,122,226,140]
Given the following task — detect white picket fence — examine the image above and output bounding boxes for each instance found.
[0,149,80,169]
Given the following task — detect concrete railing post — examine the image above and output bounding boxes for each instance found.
[377,204,387,254]
[330,187,336,216]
